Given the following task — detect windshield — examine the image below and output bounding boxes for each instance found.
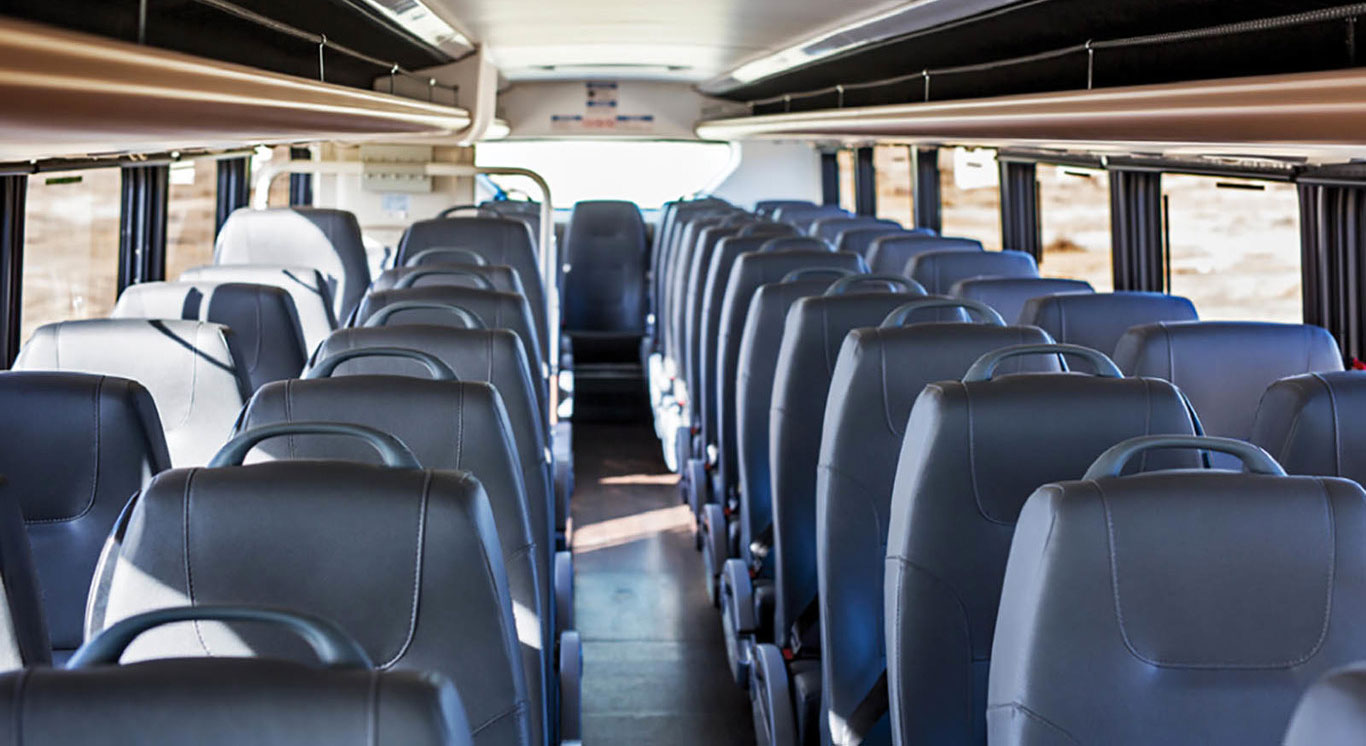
[475,140,735,209]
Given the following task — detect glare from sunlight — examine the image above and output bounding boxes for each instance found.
[476,140,735,209]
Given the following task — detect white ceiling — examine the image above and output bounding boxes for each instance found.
[426,0,909,82]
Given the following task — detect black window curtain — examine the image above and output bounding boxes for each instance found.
[1299,181,1366,363]
[999,160,1041,260]
[1109,170,1165,293]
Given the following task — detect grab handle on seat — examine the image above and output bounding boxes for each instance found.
[405,247,487,267]
[880,298,1005,328]
[68,606,373,670]
[779,267,857,283]
[209,422,421,469]
[1083,435,1286,479]
[963,343,1121,382]
[306,347,457,381]
[823,274,926,296]
[361,300,485,329]
[394,267,494,290]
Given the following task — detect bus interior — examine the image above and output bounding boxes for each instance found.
[2,1,1366,744]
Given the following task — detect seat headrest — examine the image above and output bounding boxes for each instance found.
[781,292,929,379]
[398,216,536,264]
[1114,321,1344,441]
[774,205,848,224]
[812,217,899,242]
[355,285,544,369]
[214,208,369,321]
[370,263,525,296]
[1252,371,1366,484]
[0,372,170,652]
[92,462,530,745]
[14,319,250,467]
[991,465,1366,743]
[755,199,814,216]
[1018,291,1198,355]
[950,276,1093,324]
[866,235,983,274]
[0,657,471,745]
[759,236,830,253]
[178,263,337,351]
[907,249,1039,294]
[566,200,644,241]
[835,226,907,256]
[1284,661,1366,746]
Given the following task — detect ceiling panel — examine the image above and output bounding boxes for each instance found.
[428,0,906,81]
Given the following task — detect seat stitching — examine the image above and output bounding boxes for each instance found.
[29,376,104,525]
[182,468,214,656]
[366,669,379,746]
[1317,373,1343,475]
[1103,477,1336,668]
[983,703,1080,744]
[12,667,30,746]
[378,471,430,669]
[469,700,527,737]
[875,334,902,438]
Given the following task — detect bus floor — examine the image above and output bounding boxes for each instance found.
[571,421,756,745]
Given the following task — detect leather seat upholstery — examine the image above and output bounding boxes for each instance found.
[0,650,473,745]
[1114,321,1343,445]
[353,286,547,417]
[89,453,532,746]
[760,236,830,253]
[112,281,307,391]
[1018,291,1198,355]
[236,373,548,745]
[215,208,370,322]
[1251,370,1366,484]
[768,283,929,654]
[0,479,52,670]
[778,206,850,233]
[0,372,170,661]
[1284,661,1366,746]
[885,353,1199,745]
[949,276,1093,324]
[907,249,1039,295]
[180,264,337,353]
[989,438,1366,745]
[562,200,647,335]
[679,223,750,397]
[396,217,548,358]
[671,221,749,377]
[835,227,916,258]
[755,200,814,217]
[866,235,982,274]
[310,325,553,540]
[811,217,899,244]
[715,252,868,512]
[14,319,250,467]
[819,313,1057,744]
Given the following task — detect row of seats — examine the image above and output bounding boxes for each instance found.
[0,204,593,745]
[647,196,1366,744]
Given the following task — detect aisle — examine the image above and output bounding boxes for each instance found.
[571,422,756,745]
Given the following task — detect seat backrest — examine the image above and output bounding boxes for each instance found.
[353,286,547,419]
[866,235,983,274]
[0,372,170,658]
[812,217,900,244]
[237,377,547,745]
[949,276,1093,324]
[15,319,249,467]
[907,249,1039,294]
[989,439,1366,746]
[396,216,547,351]
[112,281,306,391]
[0,479,51,670]
[1251,370,1366,484]
[716,252,868,506]
[761,236,830,253]
[311,325,549,515]
[1284,661,1366,746]
[662,213,731,362]
[768,286,929,651]
[1114,321,1343,444]
[739,221,798,239]
[651,202,729,342]
[679,223,748,394]
[214,208,370,322]
[0,649,472,745]
[835,227,912,257]
[886,357,1199,745]
[1018,291,1199,355]
[180,264,337,353]
[672,221,747,374]
[563,199,647,334]
[780,206,851,233]
[90,456,531,746]
[818,317,1057,743]
[755,199,814,217]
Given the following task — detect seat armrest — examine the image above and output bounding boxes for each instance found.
[751,643,799,746]
[722,559,756,633]
[559,630,582,745]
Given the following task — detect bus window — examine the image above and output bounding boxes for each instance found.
[940,147,1001,250]
[1038,165,1112,292]
[836,149,856,213]
[21,169,121,342]
[165,158,219,280]
[1163,175,1301,322]
[874,145,912,227]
